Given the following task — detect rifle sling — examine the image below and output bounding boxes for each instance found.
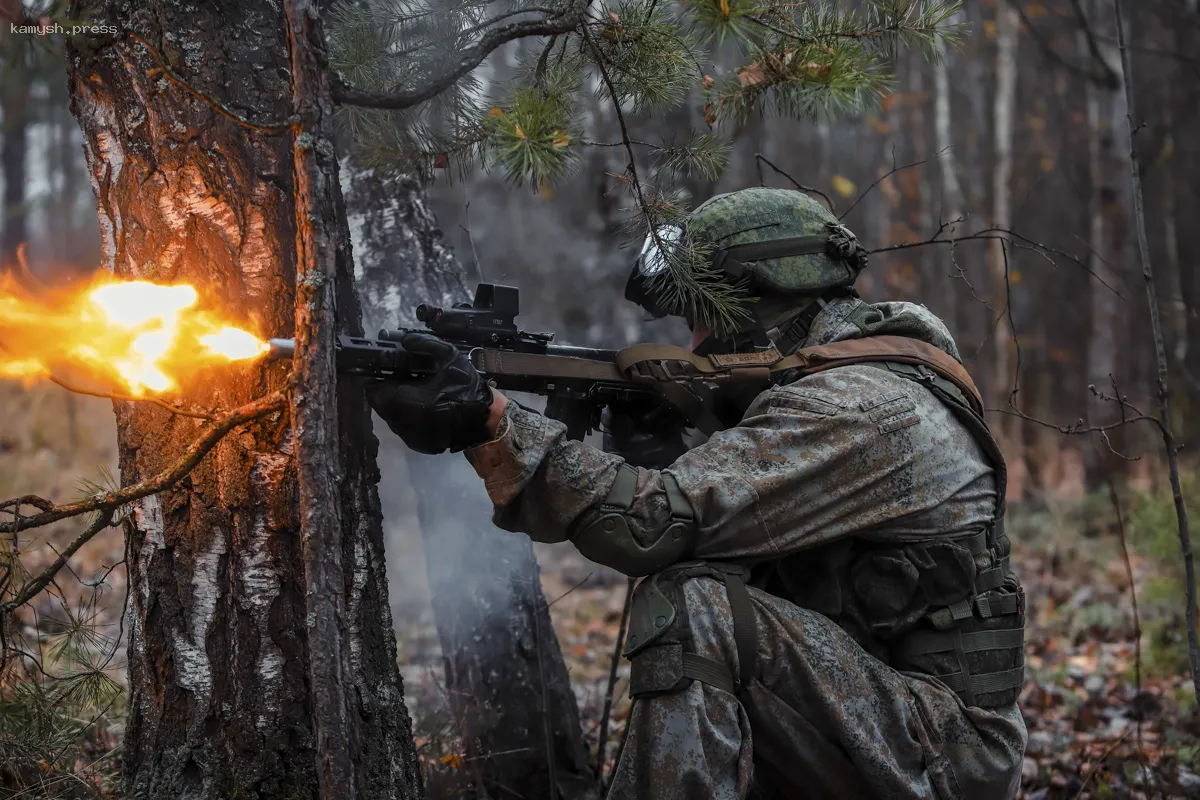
[472,348,629,383]
[616,335,985,422]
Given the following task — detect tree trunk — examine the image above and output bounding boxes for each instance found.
[1,0,29,269]
[987,2,1023,497]
[1079,0,1131,488]
[344,165,599,800]
[932,11,963,328]
[66,2,420,796]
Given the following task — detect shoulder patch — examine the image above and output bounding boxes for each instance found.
[769,386,844,417]
[862,393,920,434]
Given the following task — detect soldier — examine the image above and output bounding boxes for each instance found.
[368,188,1028,799]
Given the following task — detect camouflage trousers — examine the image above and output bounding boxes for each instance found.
[606,576,1027,800]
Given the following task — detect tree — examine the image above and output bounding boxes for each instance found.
[987,0,1021,494]
[0,0,964,794]
[62,0,419,795]
[343,165,597,798]
[0,0,30,270]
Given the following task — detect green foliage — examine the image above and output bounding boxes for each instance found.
[0,594,124,798]
[327,0,963,185]
[1,467,126,797]
[326,0,962,331]
[1127,468,1199,678]
[484,87,581,187]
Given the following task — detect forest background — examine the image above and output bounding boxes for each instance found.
[0,0,1198,797]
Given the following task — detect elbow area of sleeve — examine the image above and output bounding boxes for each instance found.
[572,512,698,577]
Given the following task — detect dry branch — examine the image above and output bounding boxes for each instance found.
[1,511,115,612]
[0,390,286,534]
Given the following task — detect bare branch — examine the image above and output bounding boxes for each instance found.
[0,391,287,534]
[1,511,116,613]
[872,224,1126,299]
[753,153,835,212]
[45,375,216,420]
[330,0,588,111]
[1008,0,1114,86]
[1068,0,1121,88]
[840,151,928,220]
[596,577,635,782]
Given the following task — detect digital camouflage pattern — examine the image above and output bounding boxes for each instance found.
[687,188,867,294]
[465,296,1026,799]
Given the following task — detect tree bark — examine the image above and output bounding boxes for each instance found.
[1079,0,1131,488]
[932,12,963,328]
[987,2,1023,496]
[1,0,29,269]
[344,165,599,800]
[66,1,420,796]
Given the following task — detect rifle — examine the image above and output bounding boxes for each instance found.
[267,283,677,440]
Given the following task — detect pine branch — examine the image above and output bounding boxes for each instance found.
[331,0,589,110]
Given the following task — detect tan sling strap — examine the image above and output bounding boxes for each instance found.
[615,334,984,434]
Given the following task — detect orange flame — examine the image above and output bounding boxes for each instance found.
[0,272,270,396]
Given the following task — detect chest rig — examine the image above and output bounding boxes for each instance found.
[615,336,1026,710]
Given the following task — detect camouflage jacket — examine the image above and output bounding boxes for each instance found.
[465,296,997,576]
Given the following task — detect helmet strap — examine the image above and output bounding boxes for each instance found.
[770,296,828,355]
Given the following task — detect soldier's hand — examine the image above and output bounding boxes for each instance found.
[365,332,494,455]
[601,400,688,470]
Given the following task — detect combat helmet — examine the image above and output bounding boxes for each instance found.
[624,187,869,351]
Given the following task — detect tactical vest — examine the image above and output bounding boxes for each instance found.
[615,336,1026,710]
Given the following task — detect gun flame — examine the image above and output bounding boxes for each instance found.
[0,272,270,396]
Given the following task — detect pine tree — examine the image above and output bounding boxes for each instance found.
[326,0,963,336]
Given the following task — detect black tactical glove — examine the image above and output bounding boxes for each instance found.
[365,332,494,455]
[601,400,689,469]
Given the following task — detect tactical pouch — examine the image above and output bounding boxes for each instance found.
[888,531,1025,709]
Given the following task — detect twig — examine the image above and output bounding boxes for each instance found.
[531,592,558,800]
[0,341,214,419]
[580,23,654,225]
[546,572,593,609]
[0,391,286,534]
[45,375,215,420]
[840,154,929,220]
[1068,0,1120,88]
[1008,0,1115,87]
[127,33,296,134]
[1111,0,1200,699]
[596,577,635,781]
[1072,728,1132,800]
[331,0,587,110]
[461,195,485,281]
[753,153,835,212]
[1103,476,1151,790]
[873,223,1124,298]
[1000,239,1021,410]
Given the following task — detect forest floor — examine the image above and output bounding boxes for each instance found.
[2,382,1198,798]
